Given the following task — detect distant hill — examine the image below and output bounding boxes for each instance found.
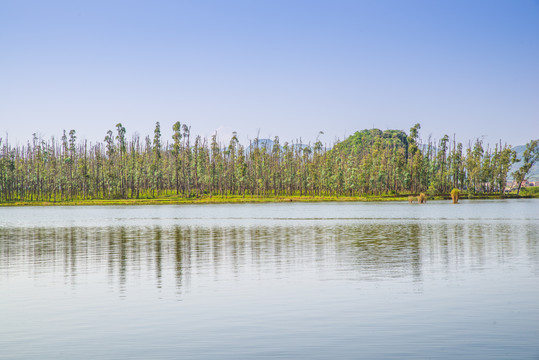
[330,131,539,181]
[246,134,539,181]
[331,128,408,155]
[510,141,539,181]
[245,129,409,156]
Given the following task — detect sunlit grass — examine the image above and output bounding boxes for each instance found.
[0,194,409,206]
[0,191,532,206]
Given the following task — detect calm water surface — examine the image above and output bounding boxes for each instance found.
[1,200,538,359]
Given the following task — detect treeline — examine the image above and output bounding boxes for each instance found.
[0,122,520,202]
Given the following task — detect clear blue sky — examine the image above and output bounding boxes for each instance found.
[1,0,538,147]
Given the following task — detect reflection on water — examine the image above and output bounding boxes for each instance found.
[1,202,539,360]
[2,221,537,294]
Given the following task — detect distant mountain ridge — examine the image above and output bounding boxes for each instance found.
[245,138,309,155]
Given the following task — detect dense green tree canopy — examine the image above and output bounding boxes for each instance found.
[0,123,527,202]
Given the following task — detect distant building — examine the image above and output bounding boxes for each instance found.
[505,179,535,191]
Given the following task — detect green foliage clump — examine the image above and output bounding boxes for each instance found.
[332,129,408,156]
[519,186,539,197]
[451,188,460,204]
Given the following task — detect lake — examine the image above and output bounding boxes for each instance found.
[1,200,538,359]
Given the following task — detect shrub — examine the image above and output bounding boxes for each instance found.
[520,186,539,196]
[451,188,460,204]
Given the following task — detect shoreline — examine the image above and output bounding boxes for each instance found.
[0,193,534,206]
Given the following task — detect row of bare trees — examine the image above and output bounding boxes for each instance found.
[0,122,526,202]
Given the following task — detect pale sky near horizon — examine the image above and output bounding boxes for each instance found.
[1,0,538,147]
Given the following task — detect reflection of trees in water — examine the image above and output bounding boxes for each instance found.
[418,221,538,274]
[335,223,423,282]
[0,222,537,292]
[524,224,539,277]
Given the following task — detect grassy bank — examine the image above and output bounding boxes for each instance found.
[0,192,535,206]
